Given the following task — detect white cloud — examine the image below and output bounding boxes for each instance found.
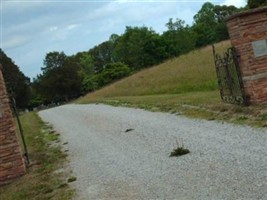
[221,0,246,7]
[49,26,58,31]
[2,35,28,49]
[67,24,78,30]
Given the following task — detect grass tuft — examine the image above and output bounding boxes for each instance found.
[170,138,190,157]
[67,177,77,183]
[170,147,190,157]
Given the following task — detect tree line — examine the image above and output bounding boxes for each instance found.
[0,49,31,108]
[1,1,266,109]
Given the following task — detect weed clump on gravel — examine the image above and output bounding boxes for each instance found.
[170,138,190,157]
[67,176,77,183]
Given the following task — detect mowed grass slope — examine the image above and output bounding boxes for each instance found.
[77,40,267,127]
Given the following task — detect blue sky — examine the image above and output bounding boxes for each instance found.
[1,0,246,79]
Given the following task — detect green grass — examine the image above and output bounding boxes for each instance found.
[78,92,267,127]
[0,112,75,200]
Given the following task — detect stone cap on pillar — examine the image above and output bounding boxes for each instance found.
[226,6,267,21]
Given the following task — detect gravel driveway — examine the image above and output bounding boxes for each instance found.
[39,104,267,200]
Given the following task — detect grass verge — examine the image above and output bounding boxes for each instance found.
[0,112,75,200]
[77,91,267,128]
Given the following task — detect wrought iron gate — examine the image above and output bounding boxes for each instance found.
[212,46,247,105]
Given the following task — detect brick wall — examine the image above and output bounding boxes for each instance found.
[0,64,26,186]
[226,7,267,104]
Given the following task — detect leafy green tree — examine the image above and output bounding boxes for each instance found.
[109,34,120,45]
[247,0,267,8]
[29,78,46,108]
[163,18,196,57]
[55,58,81,100]
[42,51,67,74]
[89,39,116,74]
[95,62,130,87]
[38,52,81,103]
[213,5,239,40]
[78,53,96,93]
[142,33,168,65]
[113,26,166,70]
[0,49,31,108]
[193,2,217,47]
[192,2,238,47]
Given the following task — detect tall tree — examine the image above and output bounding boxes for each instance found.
[193,2,217,47]
[42,51,67,74]
[78,53,96,93]
[192,2,238,47]
[0,49,31,108]
[89,39,117,74]
[163,18,196,57]
[113,26,166,70]
[213,5,239,41]
[38,51,81,103]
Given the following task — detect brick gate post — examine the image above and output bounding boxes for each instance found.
[226,7,267,104]
[0,64,26,186]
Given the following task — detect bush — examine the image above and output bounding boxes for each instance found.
[95,62,131,87]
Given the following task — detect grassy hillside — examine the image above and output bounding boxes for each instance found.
[76,40,267,127]
[78,41,229,100]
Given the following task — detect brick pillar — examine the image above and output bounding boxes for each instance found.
[226,7,267,104]
[0,64,26,186]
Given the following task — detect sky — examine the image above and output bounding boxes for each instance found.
[1,0,246,79]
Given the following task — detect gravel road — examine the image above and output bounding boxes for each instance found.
[39,104,267,200]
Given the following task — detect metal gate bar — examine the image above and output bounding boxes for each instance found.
[11,97,30,165]
[212,45,248,105]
